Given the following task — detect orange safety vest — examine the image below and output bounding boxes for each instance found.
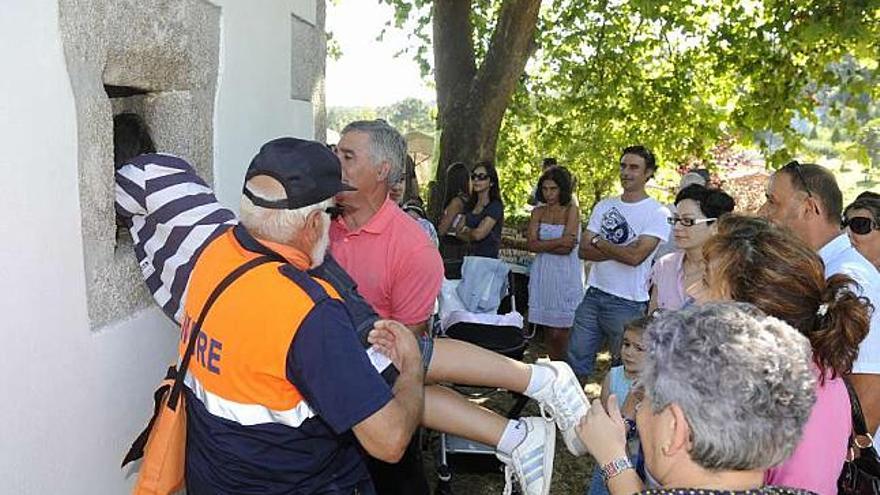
[180,228,341,426]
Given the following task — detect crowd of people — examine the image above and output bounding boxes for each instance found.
[113,113,880,495]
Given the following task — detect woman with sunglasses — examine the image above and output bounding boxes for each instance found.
[454,160,504,258]
[647,184,734,311]
[844,191,880,271]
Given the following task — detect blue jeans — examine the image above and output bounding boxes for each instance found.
[567,287,647,379]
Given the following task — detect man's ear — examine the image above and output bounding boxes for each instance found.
[300,209,324,243]
[376,162,391,183]
[804,195,822,218]
[666,403,692,456]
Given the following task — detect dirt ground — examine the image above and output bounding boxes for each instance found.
[420,330,612,495]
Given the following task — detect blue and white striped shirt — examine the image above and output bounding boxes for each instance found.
[115,153,239,323]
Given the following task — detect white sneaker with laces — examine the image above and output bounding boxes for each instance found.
[496,417,555,495]
[529,358,591,456]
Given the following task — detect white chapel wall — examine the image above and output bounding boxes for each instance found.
[0,0,325,492]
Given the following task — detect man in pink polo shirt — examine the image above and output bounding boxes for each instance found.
[330,133,441,331]
[332,120,593,495]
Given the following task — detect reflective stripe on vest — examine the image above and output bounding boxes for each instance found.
[181,229,342,427]
[185,372,315,427]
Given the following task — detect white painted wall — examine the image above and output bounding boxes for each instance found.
[212,0,318,210]
[0,0,319,492]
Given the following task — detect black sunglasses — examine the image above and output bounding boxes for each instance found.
[843,216,878,235]
[471,172,490,181]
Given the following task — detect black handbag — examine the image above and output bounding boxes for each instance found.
[838,378,880,494]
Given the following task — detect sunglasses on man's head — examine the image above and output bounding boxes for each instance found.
[471,173,490,181]
[843,216,878,235]
[781,160,813,198]
[667,216,717,227]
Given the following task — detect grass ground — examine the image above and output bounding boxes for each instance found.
[420,331,612,495]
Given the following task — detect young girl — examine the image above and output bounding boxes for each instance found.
[586,315,650,495]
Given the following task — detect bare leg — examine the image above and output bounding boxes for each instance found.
[426,339,531,392]
[422,384,507,447]
[545,326,570,361]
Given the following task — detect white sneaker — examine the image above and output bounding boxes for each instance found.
[529,358,590,456]
[496,417,555,495]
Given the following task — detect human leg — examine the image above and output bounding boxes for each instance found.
[426,337,589,459]
[423,385,555,495]
[426,338,531,391]
[423,385,508,445]
[545,326,570,361]
[567,287,604,382]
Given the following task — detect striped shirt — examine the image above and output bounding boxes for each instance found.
[115,153,237,323]
[115,153,387,360]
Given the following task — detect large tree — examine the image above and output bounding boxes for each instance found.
[383,0,879,214]
[382,0,543,218]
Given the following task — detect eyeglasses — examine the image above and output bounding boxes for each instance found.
[667,216,717,227]
[781,160,813,199]
[471,172,490,181]
[843,216,878,235]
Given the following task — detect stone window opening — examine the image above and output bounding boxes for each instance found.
[61,0,220,329]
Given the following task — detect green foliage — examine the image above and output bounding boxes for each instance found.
[327,98,436,134]
[379,0,880,213]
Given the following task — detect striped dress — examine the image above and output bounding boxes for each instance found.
[527,223,585,327]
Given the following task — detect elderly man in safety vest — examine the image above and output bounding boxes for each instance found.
[179,138,424,494]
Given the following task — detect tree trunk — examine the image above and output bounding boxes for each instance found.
[428,0,542,222]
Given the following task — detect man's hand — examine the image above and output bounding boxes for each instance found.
[368,319,423,375]
[577,395,628,465]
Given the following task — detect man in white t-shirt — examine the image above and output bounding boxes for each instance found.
[568,145,671,382]
[760,161,880,435]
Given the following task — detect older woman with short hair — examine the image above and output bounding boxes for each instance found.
[578,303,817,495]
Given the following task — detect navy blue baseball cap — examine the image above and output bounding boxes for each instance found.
[243,137,355,209]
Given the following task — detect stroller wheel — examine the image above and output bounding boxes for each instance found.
[434,480,453,495]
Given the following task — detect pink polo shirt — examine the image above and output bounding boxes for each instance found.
[330,198,443,326]
[764,369,851,495]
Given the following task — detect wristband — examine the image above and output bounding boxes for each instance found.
[600,456,634,482]
[590,234,602,247]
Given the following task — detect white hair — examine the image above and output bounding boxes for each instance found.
[239,179,333,267]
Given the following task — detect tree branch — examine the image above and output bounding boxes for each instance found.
[470,0,542,155]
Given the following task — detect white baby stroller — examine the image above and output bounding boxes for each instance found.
[432,257,534,495]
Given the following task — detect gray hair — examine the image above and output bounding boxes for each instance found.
[341,120,408,185]
[641,303,816,470]
[239,178,333,245]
